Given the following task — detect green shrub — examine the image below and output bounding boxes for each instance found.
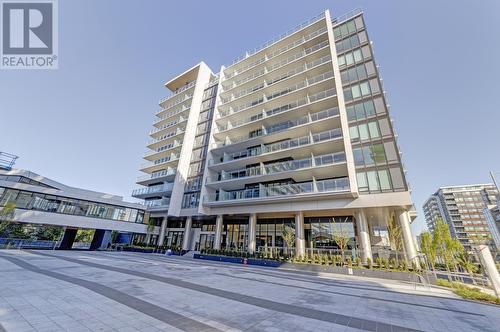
[355,257,362,267]
[346,257,352,267]
[376,257,382,268]
[367,257,372,269]
[437,279,500,304]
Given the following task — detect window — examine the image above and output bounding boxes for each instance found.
[367,171,379,191]
[378,170,391,190]
[368,121,380,138]
[358,124,369,140]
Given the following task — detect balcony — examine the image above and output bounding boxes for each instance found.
[136,168,177,185]
[211,126,342,168]
[158,81,196,105]
[157,93,193,115]
[153,105,190,126]
[204,177,350,204]
[141,153,180,173]
[223,25,328,83]
[222,39,331,93]
[206,152,347,191]
[131,182,174,198]
[225,12,326,71]
[217,88,337,134]
[150,116,187,136]
[213,107,339,150]
[143,198,171,211]
[219,70,334,118]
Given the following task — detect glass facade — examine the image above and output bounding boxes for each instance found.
[0,187,146,223]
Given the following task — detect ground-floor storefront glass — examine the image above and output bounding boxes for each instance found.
[304,216,356,250]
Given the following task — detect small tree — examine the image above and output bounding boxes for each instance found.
[433,218,464,274]
[0,202,16,235]
[420,231,436,270]
[282,224,295,256]
[332,218,351,262]
[387,214,404,266]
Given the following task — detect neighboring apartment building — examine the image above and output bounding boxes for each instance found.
[423,184,499,252]
[132,9,418,263]
[0,152,154,250]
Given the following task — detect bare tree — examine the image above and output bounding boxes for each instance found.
[387,214,404,266]
[332,218,351,263]
[282,224,295,256]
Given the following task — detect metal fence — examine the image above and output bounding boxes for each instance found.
[0,237,58,250]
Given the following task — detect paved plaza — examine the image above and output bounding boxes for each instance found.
[0,250,499,331]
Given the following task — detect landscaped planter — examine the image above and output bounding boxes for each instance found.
[122,247,154,253]
[194,254,282,267]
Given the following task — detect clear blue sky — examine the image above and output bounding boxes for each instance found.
[1,0,499,235]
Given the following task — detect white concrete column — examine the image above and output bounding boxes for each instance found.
[248,213,257,253]
[474,245,500,296]
[157,217,168,246]
[182,217,192,251]
[295,211,305,257]
[213,215,223,250]
[355,210,372,263]
[397,210,419,267]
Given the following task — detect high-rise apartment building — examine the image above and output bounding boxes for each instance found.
[132,9,418,263]
[423,184,499,252]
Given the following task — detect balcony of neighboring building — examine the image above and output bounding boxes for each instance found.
[136,167,177,186]
[158,80,196,105]
[203,176,351,207]
[149,115,188,138]
[156,93,193,117]
[222,12,327,85]
[131,182,174,199]
[147,129,185,151]
[153,105,191,127]
[205,151,347,191]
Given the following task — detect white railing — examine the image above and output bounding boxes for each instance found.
[213,106,339,149]
[143,198,171,208]
[154,105,190,125]
[159,80,196,105]
[157,93,193,114]
[205,177,349,202]
[136,168,177,183]
[211,127,342,165]
[218,88,336,132]
[207,152,346,183]
[226,12,326,68]
[132,183,174,197]
[141,153,180,169]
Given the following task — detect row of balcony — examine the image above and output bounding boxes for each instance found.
[217,88,337,132]
[205,177,350,203]
[159,81,196,105]
[211,127,342,165]
[222,39,330,93]
[147,130,184,148]
[149,116,187,135]
[219,70,334,118]
[224,25,328,81]
[157,93,193,115]
[207,152,346,184]
[213,107,339,149]
[220,54,332,112]
[141,153,180,170]
[227,12,326,68]
[143,198,171,209]
[153,105,190,126]
[131,182,174,197]
[136,168,177,183]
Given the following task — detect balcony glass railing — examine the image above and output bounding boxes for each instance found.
[154,105,190,125]
[150,116,186,135]
[222,55,332,106]
[136,168,177,183]
[157,93,193,114]
[132,183,174,197]
[141,153,180,169]
[205,177,349,202]
[207,152,346,183]
[218,88,337,132]
[212,127,342,165]
[159,81,196,104]
[223,39,331,92]
[226,12,325,68]
[144,198,171,208]
[214,107,339,148]
[224,25,328,81]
